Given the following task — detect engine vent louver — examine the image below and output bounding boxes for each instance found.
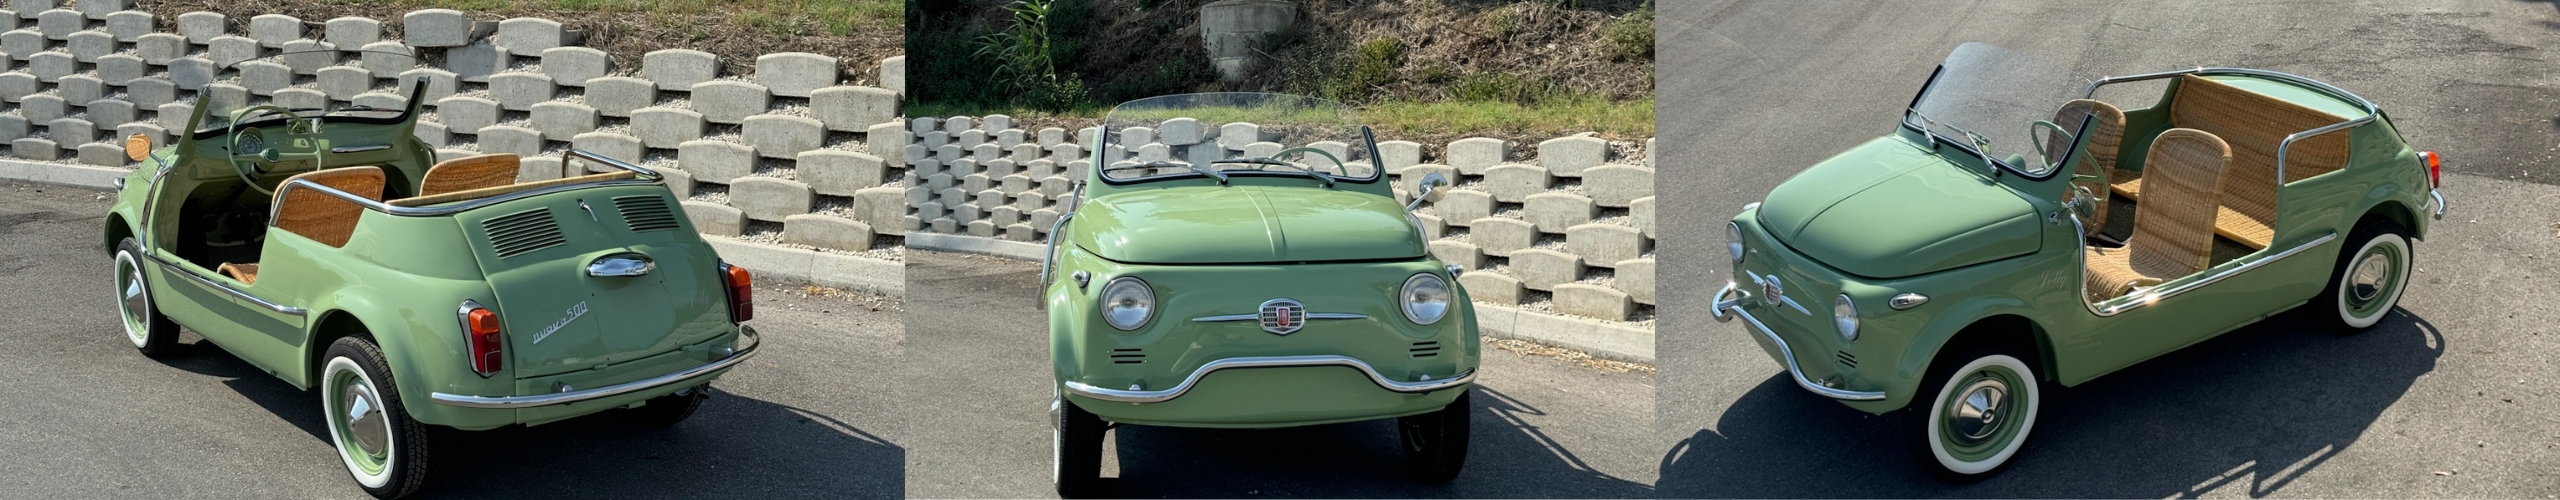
[1109,348,1144,365]
[1835,351,1858,369]
[1410,341,1442,358]
[482,209,565,259]
[614,195,680,232]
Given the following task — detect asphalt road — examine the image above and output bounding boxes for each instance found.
[0,183,906,498]
[1658,1,2560,497]
[900,250,1659,498]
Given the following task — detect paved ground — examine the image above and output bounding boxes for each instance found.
[900,250,1658,498]
[0,183,906,498]
[1658,0,2560,497]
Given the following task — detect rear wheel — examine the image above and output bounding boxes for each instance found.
[1905,346,2040,481]
[1397,389,1472,483]
[112,238,179,358]
[1052,396,1106,498]
[2319,219,2412,331]
[624,386,711,429]
[322,337,433,499]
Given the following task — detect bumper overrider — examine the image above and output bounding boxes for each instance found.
[429,325,761,409]
[1064,354,1475,404]
[1711,282,1886,401]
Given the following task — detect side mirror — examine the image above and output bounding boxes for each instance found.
[1404,172,1449,212]
[124,134,151,162]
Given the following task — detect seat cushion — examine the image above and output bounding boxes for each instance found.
[273,166,386,248]
[418,154,522,197]
[217,262,259,285]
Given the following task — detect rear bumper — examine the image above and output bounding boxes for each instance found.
[1063,354,1475,404]
[430,325,760,409]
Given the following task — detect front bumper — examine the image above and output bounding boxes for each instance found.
[1711,282,1886,401]
[429,325,761,409]
[1064,354,1476,404]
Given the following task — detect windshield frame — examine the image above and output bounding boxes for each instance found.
[188,49,428,140]
[1091,93,1385,187]
[1896,45,2078,181]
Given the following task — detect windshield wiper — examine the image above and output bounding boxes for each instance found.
[1907,109,2001,173]
[1100,160,1228,184]
[1213,157,1334,187]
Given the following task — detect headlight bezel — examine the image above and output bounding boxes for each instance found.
[1833,294,1859,341]
[1726,222,1746,262]
[1399,272,1452,325]
[1098,276,1156,331]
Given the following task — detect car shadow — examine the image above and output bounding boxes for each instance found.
[153,334,902,498]
[1659,309,2443,498]
[1097,385,1653,498]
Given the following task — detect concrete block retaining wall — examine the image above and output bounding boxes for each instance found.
[899,116,1654,322]
[0,2,909,259]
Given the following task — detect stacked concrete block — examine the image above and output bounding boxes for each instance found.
[691,80,770,124]
[325,17,379,47]
[540,47,608,86]
[643,49,717,91]
[584,77,654,117]
[529,102,597,142]
[249,14,302,48]
[495,18,569,56]
[754,52,837,97]
[489,72,555,111]
[742,115,823,159]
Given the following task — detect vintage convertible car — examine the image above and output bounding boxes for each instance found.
[1040,93,1480,496]
[1710,43,2444,478]
[103,50,758,498]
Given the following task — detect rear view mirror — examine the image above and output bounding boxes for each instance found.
[1404,172,1449,212]
[124,134,150,162]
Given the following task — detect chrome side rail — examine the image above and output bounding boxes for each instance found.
[2082,67,2379,186]
[2073,212,2340,317]
[1036,180,1087,301]
[1062,354,1474,404]
[267,148,661,221]
[430,326,760,409]
[145,252,307,317]
[1710,282,1887,401]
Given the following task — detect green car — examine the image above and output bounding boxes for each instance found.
[1040,93,1480,495]
[102,50,759,498]
[1709,43,2444,478]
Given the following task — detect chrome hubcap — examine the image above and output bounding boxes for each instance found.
[341,384,388,458]
[117,255,146,340]
[2350,252,2391,302]
[1948,378,2008,443]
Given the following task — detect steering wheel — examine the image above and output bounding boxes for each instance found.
[2032,119,2109,235]
[225,105,326,194]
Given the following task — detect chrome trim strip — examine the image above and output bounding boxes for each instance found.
[456,299,495,378]
[1062,354,1473,404]
[329,144,390,153]
[1037,180,1086,292]
[2084,68,2378,188]
[1191,312,1367,322]
[1716,297,1888,401]
[1743,273,1812,315]
[430,328,760,409]
[144,253,306,316]
[2076,210,2338,317]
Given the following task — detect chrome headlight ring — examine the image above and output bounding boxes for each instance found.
[1833,294,1859,341]
[1726,222,1746,262]
[1400,272,1452,325]
[1098,276,1155,331]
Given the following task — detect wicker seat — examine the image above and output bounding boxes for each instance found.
[417,153,520,197]
[271,166,386,248]
[2086,129,2231,301]
[2134,75,2352,250]
[216,263,259,285]
[2049,99,2125,231]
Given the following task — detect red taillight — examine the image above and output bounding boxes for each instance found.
[721,263,753,323]
[2419,151,2441,189]
[464,306,502,376]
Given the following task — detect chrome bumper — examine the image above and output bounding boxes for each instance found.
[1711,282,1886,401]
[2428,189,2446,219]
[1063,354,1475,404]
[430,326,761,409]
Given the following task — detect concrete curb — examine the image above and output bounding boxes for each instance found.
[909,233,1654,363]
[906,231,1050,261]
[0,158,127,190]
[0,158,907,297]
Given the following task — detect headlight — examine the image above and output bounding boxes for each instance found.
[1726,222,1745,262]
[1833,294,1859,341]
[1400,273,1452,325]
[1099,277,1155,331]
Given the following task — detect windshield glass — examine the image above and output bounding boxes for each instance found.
[1902,43,2091,177]
[1096,93,1378,183]
[196,49,420,134]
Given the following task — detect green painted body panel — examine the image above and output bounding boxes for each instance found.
[1068,178,1423,264]
[102,89,743,430]
[1730,74,2434,415]
[1046,176,1478,428]
[1758,138,2042,278]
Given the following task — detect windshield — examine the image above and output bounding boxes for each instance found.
[1901,43,2091,178]
[1096,93,1379,184]
[195,49,421,135]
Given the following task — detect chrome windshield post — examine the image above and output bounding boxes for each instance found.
[1036,179,1088,310]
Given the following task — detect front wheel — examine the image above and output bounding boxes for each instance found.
[1905,348,2040,481]
[1397,389,1472,483]
[112,238,179,357]
[2319,219,2413,331]
[1053,396,1106,498]
[322,337,434,499]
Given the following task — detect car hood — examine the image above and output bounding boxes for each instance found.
[1755,137,2043,278]
[1072,185,1426,264]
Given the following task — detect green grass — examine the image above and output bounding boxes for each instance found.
[311,0,900,36]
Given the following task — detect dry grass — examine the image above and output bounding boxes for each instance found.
[1490,338,1654,374]
[151,0,903,83]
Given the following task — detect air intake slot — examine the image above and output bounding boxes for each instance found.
[1410,341,1441,358]
[482,209,564,259]
[614,195,680,232]
[1835,350,1858,369]
[1109,348,1144,365]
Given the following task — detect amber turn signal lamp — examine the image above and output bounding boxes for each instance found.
[464,306,503,376]
[124,134,150,162]
[720,263,753,323]
[2418,151,2441,189]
